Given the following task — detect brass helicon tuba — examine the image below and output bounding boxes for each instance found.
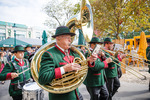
[31,0,93,94]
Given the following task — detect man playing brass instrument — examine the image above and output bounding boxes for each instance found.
[146,39,150,91]
[84,37,112,100]
[103,37,126,100]
[38,26,97,100]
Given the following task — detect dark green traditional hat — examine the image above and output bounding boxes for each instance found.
[52,26,75,38]
[12,45,26,53]
[147,39,150,43]
[104,37,113,44]
[89,37,103,44]
[25,44,32,48]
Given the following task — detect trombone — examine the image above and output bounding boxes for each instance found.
[113,45,150,65]
[127,53,150,65]
[121,51,150,65]
[74,44,147,80]
[96,44,147,80]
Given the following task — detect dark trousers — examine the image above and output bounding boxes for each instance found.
[12,95,22,100]
[107,77,120,100]
[86,84,109,100]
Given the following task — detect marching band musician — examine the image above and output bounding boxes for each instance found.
[38,26,97,100]
[116,49,124,79]
[146,39,150,91]
[24,44,34,63]
[103,38,126,100]
[0,45,31,100]
[84,37,112,100]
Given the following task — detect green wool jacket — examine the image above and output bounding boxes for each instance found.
[146,46,150,73]
[103,50,120,78]
[0,59,30,97]
[38,45,81,100]
[83,51,108,87]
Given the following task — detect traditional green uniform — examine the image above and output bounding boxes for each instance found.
[104,51,118,78]
[84,51,108,87]
[0,45,31,99]
[84,37,107,87]
[39,26,86,100]
[24,51,29,59]
[103,37,122,100]
[24,44,32,59]
[83,37,109,100]
[39,45,82,100]
[0,59,30,97]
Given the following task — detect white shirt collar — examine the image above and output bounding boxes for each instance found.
[56,43,68,52]
[15,57,23,63]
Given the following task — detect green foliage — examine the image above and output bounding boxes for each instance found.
[90,0,150,39]
[73,3,80,14]
[44,0,150,39]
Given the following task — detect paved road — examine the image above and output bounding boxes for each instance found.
[113,82,150,100]
[0,80,149,100]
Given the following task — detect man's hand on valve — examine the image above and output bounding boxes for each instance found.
[63,63,81,73]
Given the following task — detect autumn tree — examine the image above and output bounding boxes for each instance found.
[90,0,150,39]
[44,0,150,39]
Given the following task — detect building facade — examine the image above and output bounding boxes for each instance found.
[0,21,43,41]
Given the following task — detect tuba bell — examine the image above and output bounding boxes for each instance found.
[31,0,93,94]
[66,0,93,43]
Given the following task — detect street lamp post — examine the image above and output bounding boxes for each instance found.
[13,23,16,47]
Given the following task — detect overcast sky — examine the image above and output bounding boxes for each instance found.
[0,0,49,30]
